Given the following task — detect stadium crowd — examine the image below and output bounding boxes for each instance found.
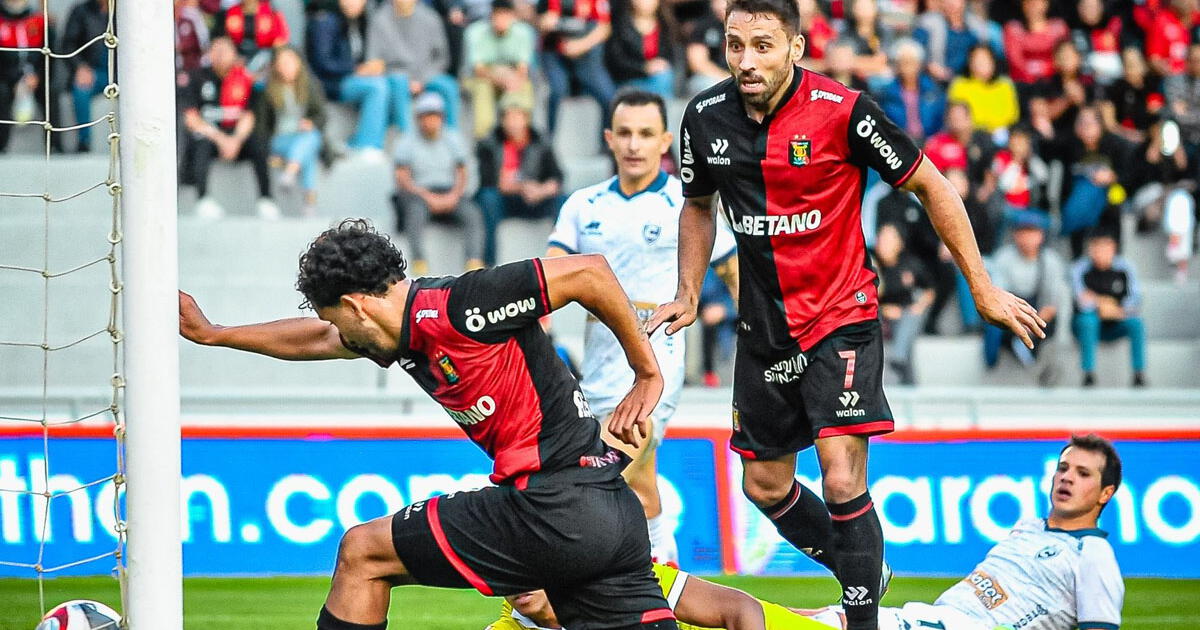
[1,0,1196,388]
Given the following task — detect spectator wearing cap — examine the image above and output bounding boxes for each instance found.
[1071,230,1147,387]
[685,0,727,94]
[475,93,564,266]
[538,0,617,134]
[392,92,483,274]
[211,0,291,76]
[255,45,327,217]
[61,0,110,152]
[912,0,985,83]
[947,44,1019,135]
[984,211,1067,383]
[877,38,945,143]
[179,36,278,220]
[874,222,933,385]
[604,0,680,99]
[462,0,536,139]
[366,0,460,134]
[306,0,390,151]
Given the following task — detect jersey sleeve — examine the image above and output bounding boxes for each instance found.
[846,92,924,188]
[679,107,717,198]
[1075,538,1124,630]
[447,259,552,342]
[652,562,690,610]
[547,192,584,253]
[486,601,529,630]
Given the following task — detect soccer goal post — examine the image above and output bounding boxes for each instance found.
[117,0,183,627]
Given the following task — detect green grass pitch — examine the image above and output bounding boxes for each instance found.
[0,575,1195,629]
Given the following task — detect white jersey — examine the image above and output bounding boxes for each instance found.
[548,172,736,427]
[933,518,1124,630]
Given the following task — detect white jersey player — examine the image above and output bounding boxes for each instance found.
[546,90,737,565]
[804,435,1125,630]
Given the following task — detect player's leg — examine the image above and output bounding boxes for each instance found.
[813,434,882,630]
[802,322,895,630]
[733,349,839,574]
[321,515,414,629]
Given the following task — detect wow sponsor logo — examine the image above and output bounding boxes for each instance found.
[463,297,538,332]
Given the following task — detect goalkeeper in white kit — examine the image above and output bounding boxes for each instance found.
[545,89,737,565]
[802,434,1125,630]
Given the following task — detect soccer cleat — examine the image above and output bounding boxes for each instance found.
[880,559,893,598]
[256,198,282,220]
[1133,373,1146,388]
[1082,373,1096,388]
[194,196,225,220]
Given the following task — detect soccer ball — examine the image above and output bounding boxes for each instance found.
[35,601,121,630]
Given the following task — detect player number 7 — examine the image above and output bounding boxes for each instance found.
[837,350,856,390]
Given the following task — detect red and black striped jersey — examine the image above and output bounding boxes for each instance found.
[680,67,924,353]
[352,260,615,487]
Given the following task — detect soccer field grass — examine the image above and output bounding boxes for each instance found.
[0,576,1195,629]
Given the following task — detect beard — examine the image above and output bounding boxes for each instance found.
[736,66,791,110]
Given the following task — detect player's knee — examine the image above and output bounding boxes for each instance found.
[335,523,381,573]
[742,473,792,508]
[821,470,866,504]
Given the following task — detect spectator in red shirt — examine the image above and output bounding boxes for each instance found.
[923,100,994,187]
[0,0,63,153]
[475,93,565,265]
[1147,0,1196,77]
[212,0,291,76]
[604,0,679,98]
[1002,0,1069,92]
[986,125,1047,212]
[538,0,616,134]
[798,0,835,72]
[179,36,278,220]
[175,0,210,76]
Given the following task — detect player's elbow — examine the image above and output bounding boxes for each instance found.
[718,592,766,630]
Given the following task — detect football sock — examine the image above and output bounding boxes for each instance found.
[647,515,679,566]
[757,480,839,573]
[827,493,883,630]
[317,606,387,630]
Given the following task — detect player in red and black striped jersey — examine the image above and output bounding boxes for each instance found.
[179,219,687,630]
[646,1,1046,629]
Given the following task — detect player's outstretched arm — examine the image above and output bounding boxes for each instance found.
[646,194,717,336]
[901,159,1047,348]
[540,255,663,447]
[179,291,358,361]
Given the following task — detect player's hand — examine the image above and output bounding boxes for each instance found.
[645,297,698,337]
[179,290,219,345]
[608,372,662,448]
[974,284,1046,349]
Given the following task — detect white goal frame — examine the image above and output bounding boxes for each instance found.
[117,0,183,627]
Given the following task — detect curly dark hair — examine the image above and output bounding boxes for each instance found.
[296,219,408,310]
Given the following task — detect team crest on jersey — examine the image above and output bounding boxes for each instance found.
[643,223,661,244]
[789,139,811,167]
[1036,545,1062,560]
[436,354,461,384]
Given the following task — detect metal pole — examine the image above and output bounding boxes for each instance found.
[117,0,182,625]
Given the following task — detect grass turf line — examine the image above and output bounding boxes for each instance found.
[0,576,1195,629]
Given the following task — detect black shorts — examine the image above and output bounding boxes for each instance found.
[390,466,673,630]
[731,320,894,460]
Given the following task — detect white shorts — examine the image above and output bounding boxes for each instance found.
[581,325,685,444]
[803,603,993,630]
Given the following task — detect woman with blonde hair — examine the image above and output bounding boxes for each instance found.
[256,45,327,216]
